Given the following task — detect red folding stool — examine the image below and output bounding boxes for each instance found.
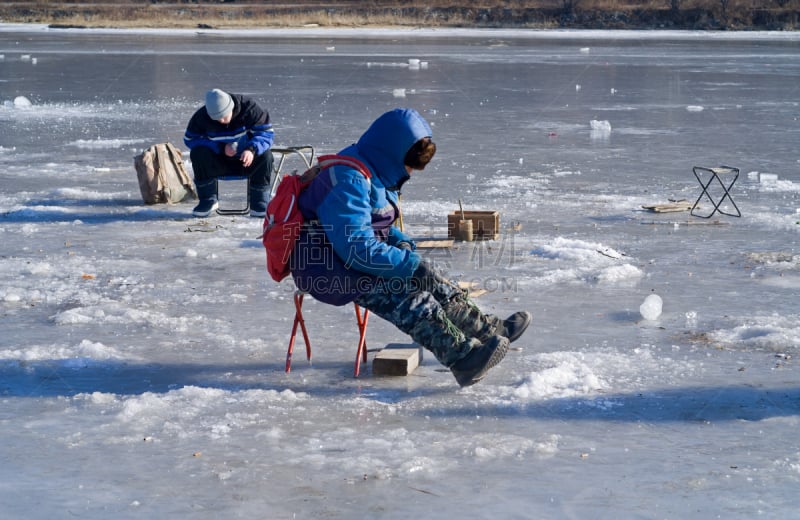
[286,291,370,377]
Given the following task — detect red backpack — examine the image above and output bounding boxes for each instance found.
[262,154,371,282]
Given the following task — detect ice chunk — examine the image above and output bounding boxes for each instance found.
[13,96,32,108]
[590,120,612,140]
[760,173,778,183]
[686,105,704,112]
[408,58,420,69]
[639,294,663,320]
[685,310,698,328]
[392,88,406,98]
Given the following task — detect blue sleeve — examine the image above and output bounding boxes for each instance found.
[387,226,416,250]
[316,169,420,279]
[245,124,274,156]
[183,129,220,154]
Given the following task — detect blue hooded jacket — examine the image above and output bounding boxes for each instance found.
[291,108,431,306]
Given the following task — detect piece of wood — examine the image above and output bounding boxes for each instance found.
[457,281,487,298]
[415,238,454,249]
[372,343,422,376]
[641,201,693,213]
[640,219,729,226]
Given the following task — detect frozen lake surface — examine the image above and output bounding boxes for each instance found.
[1,24,799,519]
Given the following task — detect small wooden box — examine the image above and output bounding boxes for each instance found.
[447,210,500,241]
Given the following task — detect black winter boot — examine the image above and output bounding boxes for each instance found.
[486,311,532,343]
[450,335,510,387]
[407,308,510,387]
[248,183,269,218]
[407,308,477,368]
[192,179,219,217]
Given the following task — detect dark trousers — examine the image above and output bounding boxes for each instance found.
[190,146,273,186]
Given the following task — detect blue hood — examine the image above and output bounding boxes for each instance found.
[351,108,432,191]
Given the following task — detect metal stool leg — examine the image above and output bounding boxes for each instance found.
[270,146,316,198]
[286,292,312,373]
[353,304,370,377]
[285,291,369,377]
[216,175,250,215]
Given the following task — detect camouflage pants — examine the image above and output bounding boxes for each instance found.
[354,269,495,367]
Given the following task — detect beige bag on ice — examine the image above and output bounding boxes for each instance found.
[134,142,197,204]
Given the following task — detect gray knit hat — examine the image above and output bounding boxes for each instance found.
[205,89,233,120]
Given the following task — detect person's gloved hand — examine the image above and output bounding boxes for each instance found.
[397,241,413,251]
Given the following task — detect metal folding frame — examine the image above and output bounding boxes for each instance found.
[286,291,370,377]
[214,145,316,216]
[216,175,250,215]
[690,165,741,218]
[269,145,316,198]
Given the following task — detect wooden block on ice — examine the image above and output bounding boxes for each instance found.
[372,343,422,376]
[447,210,500,241]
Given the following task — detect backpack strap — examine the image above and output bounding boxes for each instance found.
[315,154,372,181]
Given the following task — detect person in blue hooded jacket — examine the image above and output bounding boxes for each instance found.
[291,108,531,387]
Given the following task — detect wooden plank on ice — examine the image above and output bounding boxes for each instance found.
[416,238,454,249]
[640,219,730,226]
[457,280,487,298]
[641,200,694,213]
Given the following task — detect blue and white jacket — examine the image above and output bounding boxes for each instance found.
[291,108,430,306]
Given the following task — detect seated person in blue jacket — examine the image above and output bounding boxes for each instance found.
[184,88,274,218]
[290,108,531,387]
